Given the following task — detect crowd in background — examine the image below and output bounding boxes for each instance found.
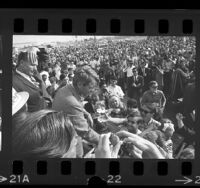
[11,36,195,159]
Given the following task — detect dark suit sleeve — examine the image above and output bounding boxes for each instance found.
[139,76,144,88]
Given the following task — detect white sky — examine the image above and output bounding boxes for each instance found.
[13,35,110,45]
[13,35,147,45]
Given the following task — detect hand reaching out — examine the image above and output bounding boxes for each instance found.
[95,133,122,158]
[116,131,165,159]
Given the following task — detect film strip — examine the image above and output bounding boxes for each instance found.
[0,9,200,186]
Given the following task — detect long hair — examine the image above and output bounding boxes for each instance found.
[12,109,76,158]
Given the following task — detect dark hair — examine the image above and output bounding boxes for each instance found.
[127,99,138,108]
[149,81,158,88]
[73,65,99,87]
[49,76,57,83]
[60,73,66,81]
[12,110,76,158]
[127,111,141,119]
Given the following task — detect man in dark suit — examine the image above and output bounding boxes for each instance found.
[138,60,153,93]
[129,68,144,103]
[13,49,50,112]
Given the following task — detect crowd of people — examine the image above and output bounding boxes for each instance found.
[11,36,195,159]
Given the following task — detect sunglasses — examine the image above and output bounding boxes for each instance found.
[151,85,158,89]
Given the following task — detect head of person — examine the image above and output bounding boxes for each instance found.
[108,95,121,109]
[49,76,57,85]
[68,73,74,81]
[127,112,143,134]
[149,81,159,94]
[161,118,175,138]
[12,109,78,158]
[73,65,99,98]
[60,73,67,81]
[42,74,47,82]
[12,88,29,117]
[68,67,74,75]
[132,67,138,76]
[110,76,117,86]
[90,92,100,105]
[179,145,195,159]
[16,49,39,77]
[126,57,133,66]
[127,98,138,113]
[140,105,156,121]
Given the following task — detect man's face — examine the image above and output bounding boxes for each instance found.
[79,80,97,98]
[21,59,38,77]
[127,117,139,133]
[133,70,138,76]
[150,84,158,94]
[42,75,47,82]
[111,79,117,86]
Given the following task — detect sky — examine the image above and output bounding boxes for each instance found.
[13,35,108,45]
[13,35,147,46]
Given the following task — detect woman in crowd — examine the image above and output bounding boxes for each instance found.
[108,95,126,118]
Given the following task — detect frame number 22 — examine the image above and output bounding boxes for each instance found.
[107,175,121,184]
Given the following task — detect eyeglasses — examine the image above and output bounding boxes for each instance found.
[151,85,158,89]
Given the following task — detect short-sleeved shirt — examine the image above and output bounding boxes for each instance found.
[141,90,166,108]
[107,85,124,99]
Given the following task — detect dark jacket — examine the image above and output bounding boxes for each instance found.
[13,71,48,112]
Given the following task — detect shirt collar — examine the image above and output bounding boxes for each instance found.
[148,118,153,125]
[69,84,83,102]
[16,69,33,82]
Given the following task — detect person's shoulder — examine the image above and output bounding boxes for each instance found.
[157,90,164,95]
[143,90,151,95]
[116,85,122,89]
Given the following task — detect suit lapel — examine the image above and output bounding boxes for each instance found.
[14,72,41,90]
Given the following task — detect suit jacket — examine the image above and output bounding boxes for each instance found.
[13,71,48,112]
[52,84,100,145]
[84,102,96,115]
[131,75,144,91]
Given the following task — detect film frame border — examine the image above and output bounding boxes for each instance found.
[0,9,199,185]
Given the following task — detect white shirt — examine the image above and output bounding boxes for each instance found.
[107,85,124,99]
[125,65,135,77]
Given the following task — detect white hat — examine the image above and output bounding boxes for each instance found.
[12,88,29,116]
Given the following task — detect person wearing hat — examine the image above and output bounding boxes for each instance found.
[13,49,50,112]
[12,88,29,116]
